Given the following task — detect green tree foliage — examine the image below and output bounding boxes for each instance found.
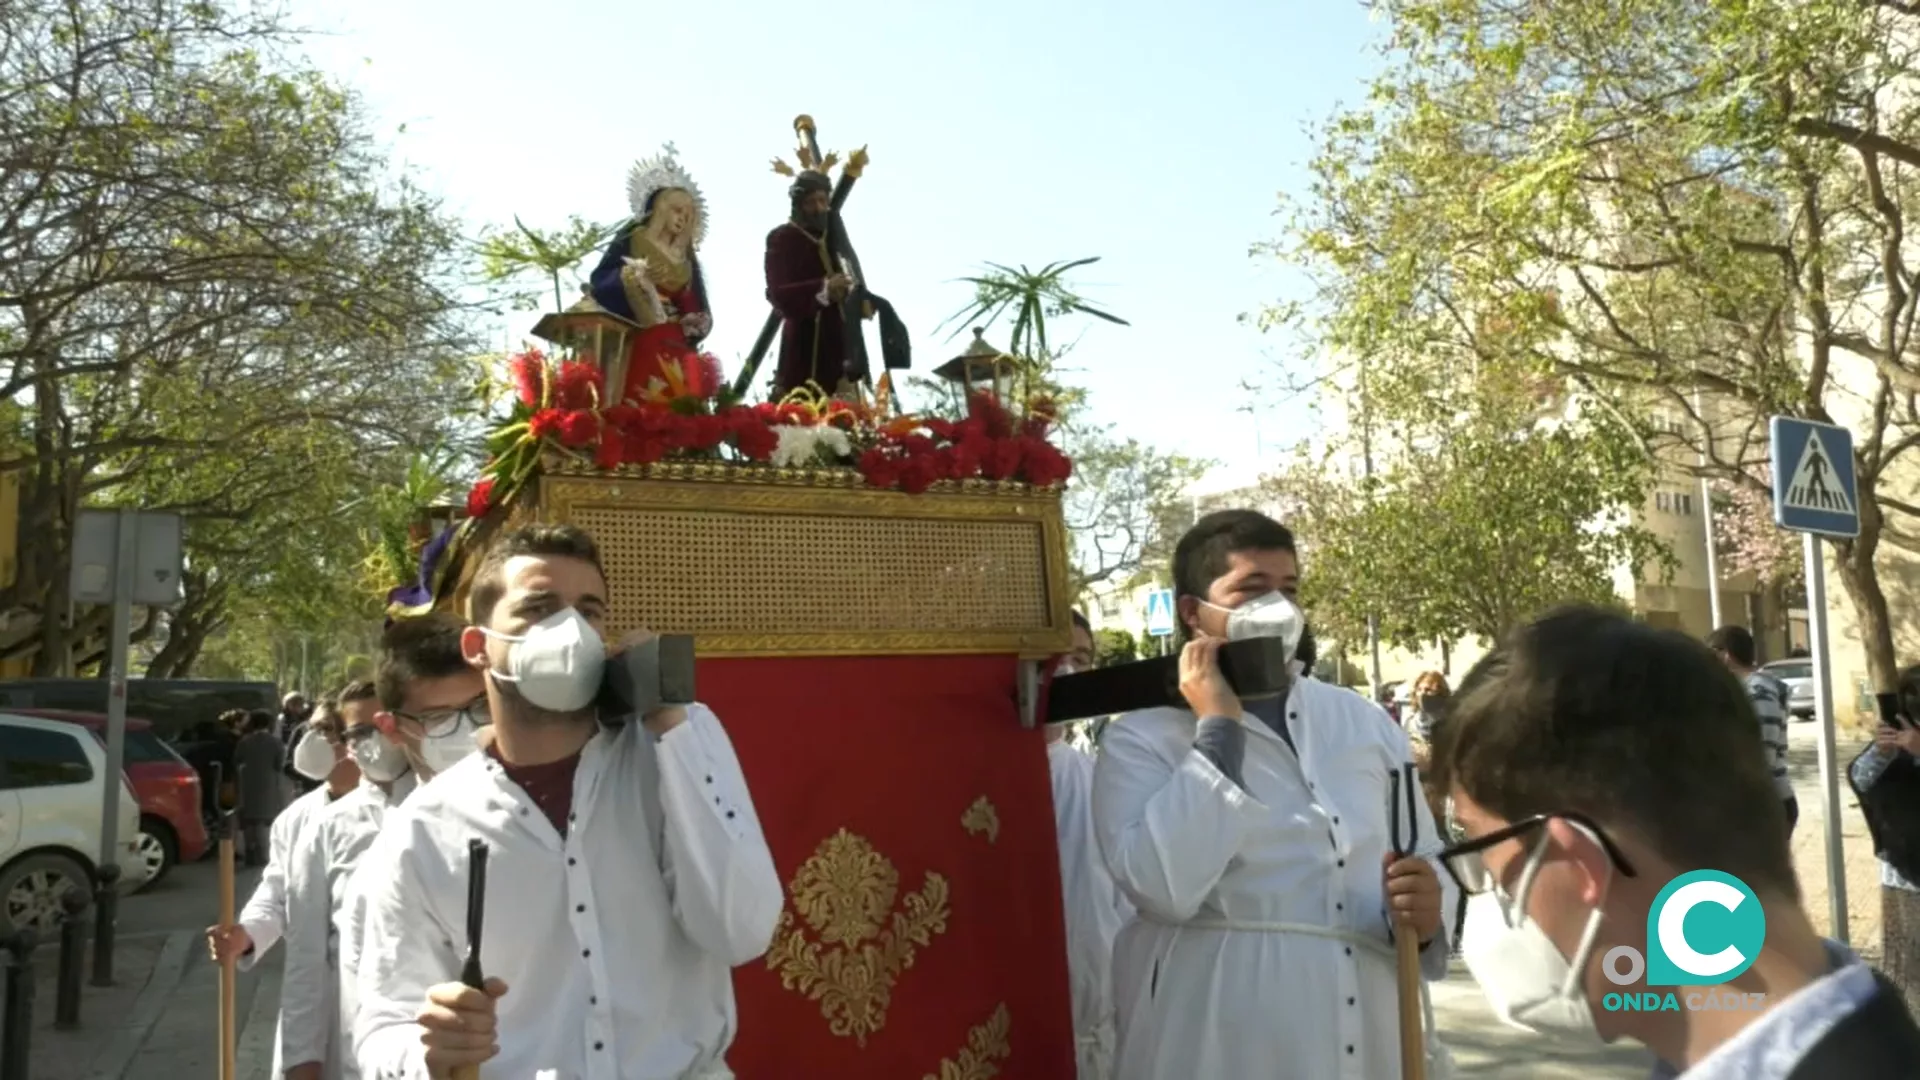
[1274,383,1672,649]
[0,0,478,675]
[1092,628,1139,667]
[477,215,618,313]
[1272,0,1920,688]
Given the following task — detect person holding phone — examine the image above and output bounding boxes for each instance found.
[1849,666,1920,1014]
[351,524,781,1080]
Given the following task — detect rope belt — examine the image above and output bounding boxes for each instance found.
[1137,914,1453,1076]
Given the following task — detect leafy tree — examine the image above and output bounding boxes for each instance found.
[1713,470,1803,588]
[1092,628,1139,667]
[0,0,477,673]
[1274,383,1673,649]
[1272,0,1920,689]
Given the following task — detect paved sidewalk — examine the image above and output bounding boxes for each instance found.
[21,930,187,1080]
[1430,959,1655,1078]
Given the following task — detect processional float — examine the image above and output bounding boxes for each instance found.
[395,115,1081,1078]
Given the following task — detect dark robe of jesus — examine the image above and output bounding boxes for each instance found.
[764,221,857,397]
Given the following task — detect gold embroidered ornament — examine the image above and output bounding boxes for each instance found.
[961,796,1000,844]
[765,829,951,1045]
[923,1003,1012,1080]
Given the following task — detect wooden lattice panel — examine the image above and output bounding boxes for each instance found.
[526,465,1073,657]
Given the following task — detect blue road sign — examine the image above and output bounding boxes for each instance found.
[1144,588,1177,638]
[1769,417,1859,539]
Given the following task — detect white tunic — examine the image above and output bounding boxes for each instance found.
[1050,740,1133,1080]
[352,706,783,1080]
[235,784,335,1079]
[285,773,416,1080]
[1092,678,1455,1080]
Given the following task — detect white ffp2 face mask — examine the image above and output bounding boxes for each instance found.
[292,729,337,781]
[482,607,606,713]
[1459,835,1610,1044]
[418,717,482,776]
[350,734,410,784]
[1202,592,1305,658]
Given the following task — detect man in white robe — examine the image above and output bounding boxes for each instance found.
[288,652,486,1080]
[352,524,782,1080]
[1050,611,1133,1080]
[206,708,360,1079]
[1093,509,1454,1080]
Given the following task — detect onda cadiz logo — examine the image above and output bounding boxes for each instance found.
[1601,870,1770,1013]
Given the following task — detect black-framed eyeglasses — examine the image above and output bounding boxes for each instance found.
[1436,810,1638,896]
[342,723,380,746]
[394,694,490,739]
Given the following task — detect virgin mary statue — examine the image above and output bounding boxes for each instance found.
[587,145,719,403]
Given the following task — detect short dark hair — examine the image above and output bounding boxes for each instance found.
[377,613,471,711]
[1172,510,1295,640]
[335,680,379,709]
[1071,610,1092,634]
[244,709,275,734]
[1432,605,1796,899]
[1705,624,1757,668]
[467,524,606,626]
[307,703,343,743]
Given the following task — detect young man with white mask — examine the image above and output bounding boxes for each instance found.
[352,524,782,1080]
[1049,610,1132,1080]
[1434,606,1920,1078]
[206,705,360,1079]
[1092,509,1453,1080]
[330,613,489,1080]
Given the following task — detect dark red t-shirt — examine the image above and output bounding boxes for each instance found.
[490,746,582,837]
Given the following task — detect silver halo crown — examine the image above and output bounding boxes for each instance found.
[626,143,707,248]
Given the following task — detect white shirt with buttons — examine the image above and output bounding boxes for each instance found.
[351,704,783,1080]
[1093,678,1454,1080]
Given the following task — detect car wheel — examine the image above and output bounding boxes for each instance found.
[0,851,90,938]
[135,817,178,889]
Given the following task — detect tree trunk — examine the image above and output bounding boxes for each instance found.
[1831,504,1898,694]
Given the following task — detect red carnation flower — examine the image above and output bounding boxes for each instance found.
[983,438,1025,480]
[594,428,625,470]
[508,351,545,407]
[466,477,496,519]
[528,408,564,442]
[898,454,942,495]
[967,391,1015,439]
[555,361,602,411]
[1022,438,1073,486]
[858,446,902,489]
[733,421,778,461]
[558,410,599,448]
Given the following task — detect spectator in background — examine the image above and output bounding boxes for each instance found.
[235,709,285,867]
[1850,663,1920,1015]
[1707,625,1797,833]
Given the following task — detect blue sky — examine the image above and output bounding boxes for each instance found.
[289,0,1384,487]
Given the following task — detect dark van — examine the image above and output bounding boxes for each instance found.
[0,678,279,740]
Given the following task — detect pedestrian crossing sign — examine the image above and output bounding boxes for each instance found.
[1769,416,1859,539]
[1144,588,1176,638]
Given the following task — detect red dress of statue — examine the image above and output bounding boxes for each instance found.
[586,146,721,403]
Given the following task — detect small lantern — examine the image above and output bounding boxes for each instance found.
[933,327,1020,402]
[531,295,638,404]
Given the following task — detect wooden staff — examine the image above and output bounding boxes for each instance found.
[450,839,491,1080]
[1389,763,1426,1080]
[214,763,239,1080]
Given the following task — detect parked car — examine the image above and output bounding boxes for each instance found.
[0,678,278,740]
[1760,658,1816,721]
[0,712,144,936]
[13,709,208,887]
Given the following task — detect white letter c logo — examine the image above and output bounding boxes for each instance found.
[1657,879,1748,979]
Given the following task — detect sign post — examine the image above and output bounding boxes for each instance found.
[1144,588,1175,657]
[1768,416,1859,944]
[69,509,183,983]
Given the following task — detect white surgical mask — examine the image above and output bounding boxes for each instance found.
[418,719,481,776]
[1202,592,1304,658]
[351,734,411,784]
[291,729,336,781]
[481,607,606,713]
[1460,834,1610,1043]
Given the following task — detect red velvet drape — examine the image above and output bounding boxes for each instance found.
[703,654,1075,1079]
